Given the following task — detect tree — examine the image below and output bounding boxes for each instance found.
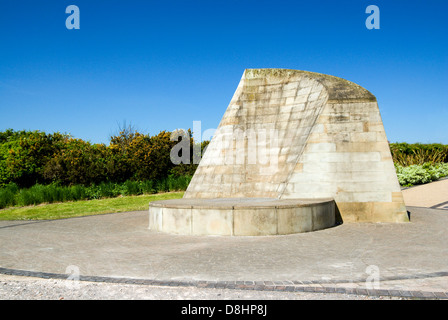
[4,130,66,187]
[43,138,108,186]
[127,131,175,181]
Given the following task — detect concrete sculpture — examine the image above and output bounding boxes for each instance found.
[149,69,408,236]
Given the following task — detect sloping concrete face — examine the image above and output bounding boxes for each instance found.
[184,69,408,223]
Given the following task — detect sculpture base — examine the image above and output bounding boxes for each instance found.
[149,198,336,236]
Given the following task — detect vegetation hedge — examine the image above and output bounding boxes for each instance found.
[1,128,448,209]
[395,163,448,187]
[0,128,207,188]
[0,176,191,209]
[389,142,448,166]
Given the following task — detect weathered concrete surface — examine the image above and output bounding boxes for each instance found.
[181,69,407,223]
[149,198,335,235]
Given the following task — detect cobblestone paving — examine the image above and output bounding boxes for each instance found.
[0,274,404,300]
[1,205,447,299]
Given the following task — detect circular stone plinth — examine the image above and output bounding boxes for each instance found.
[148,198,336,236]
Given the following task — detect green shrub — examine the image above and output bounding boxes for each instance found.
[0,176,191,209]
[395,162,448,187]
[0,128,208,189]
[156,179,169,193]
[2,130,67,188]
[122,180,142,196]
[167,175,191,191]
[390,143,448,166]
[85,182,121,199]
[4,182,19,194]
[43,138,109,186]
[69,184,88,201]
[18,186,41,206]
[0,183,19,209]
[140,180,156,194]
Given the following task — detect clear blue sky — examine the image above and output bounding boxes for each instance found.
[1,0,447,144]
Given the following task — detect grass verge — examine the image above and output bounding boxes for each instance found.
[0,192,183,221]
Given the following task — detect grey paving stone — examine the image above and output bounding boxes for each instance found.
[420,291,436,298]
[399,291,413,298]
[388,290,402,297]
[273,286,286,291]
[355,288,368,296]
[433,292,448,299]
[344,288,357,295]
[411,291,426,298]
[375,289,391,296]
[294,287,305,292]
[0,207,447,298]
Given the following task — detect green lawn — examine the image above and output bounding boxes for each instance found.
[0,192,183,220]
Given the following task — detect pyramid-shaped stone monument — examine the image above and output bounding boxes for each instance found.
[149,69,408,236]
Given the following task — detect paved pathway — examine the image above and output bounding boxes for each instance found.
[0,179,447,300]
[402,178,448,209]
[1,273,405,300]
